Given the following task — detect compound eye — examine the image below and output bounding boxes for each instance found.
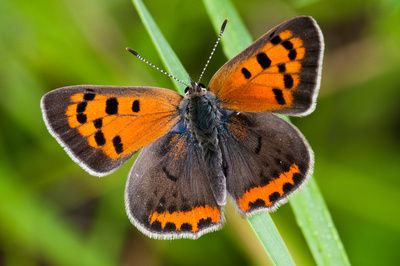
[184,86,190,94]
[198,83,206,88]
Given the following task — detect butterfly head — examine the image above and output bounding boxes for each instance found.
[184,81,207,98]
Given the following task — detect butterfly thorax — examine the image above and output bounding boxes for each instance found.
[182,91,221,164]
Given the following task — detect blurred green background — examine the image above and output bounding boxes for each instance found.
[1,0,399,265]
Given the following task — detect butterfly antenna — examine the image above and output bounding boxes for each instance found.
[196,19,228,85]
[126,47,189,87]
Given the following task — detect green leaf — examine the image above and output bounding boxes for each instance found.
[203,0,252,57]
[131,0,189,94]
[291,180,351,265]
[0,165,114,266]
[203,0,351,265]
[248,214,296,265]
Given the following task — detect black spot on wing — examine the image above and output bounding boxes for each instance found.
[76,113,87,124]
[94,131,106,146]
[249,199,266,209]
[278,63,286,73]
[292,173,303,185]
[180,223,192,232]
[83,92,95,101]
[164,222,176,232]
[281,40,293,50]
[270,35,281,44]
[93,118,102,129]
[283,182,294,194]
[241,67,252,79]
[256,53,271,69]
[112,135,123,154]
[132,100,140,112]
[150,221,162,231]
[284,74,294,89]
[198,217,212,230]
[288,49,297,60]
[269,192,280,203]
[76,102,87,113]
[272,89,286,105]
[106,98,118,115]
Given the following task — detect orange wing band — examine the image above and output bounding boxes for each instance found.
[238,164,301,212]
[149,205,221,233]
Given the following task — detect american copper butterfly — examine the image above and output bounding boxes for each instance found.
[41,16,324,239]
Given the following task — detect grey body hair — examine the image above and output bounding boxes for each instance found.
[180,91,226,205]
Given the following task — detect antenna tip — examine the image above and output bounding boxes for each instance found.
[126,47,139,56]
[221,19,228,32]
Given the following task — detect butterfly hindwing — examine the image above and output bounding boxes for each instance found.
[41,85,182,176]
[219,112,313,215]
[125,126,224,239]
[209,16,324,116]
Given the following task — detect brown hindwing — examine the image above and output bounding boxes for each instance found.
[220,112,313,215]
[125,129,224,239]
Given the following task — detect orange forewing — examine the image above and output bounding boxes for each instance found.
[65,87,182,160]
[209,17,322,114]
[209,31,303,112]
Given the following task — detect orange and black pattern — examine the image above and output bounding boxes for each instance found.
[41,16,322,239]
[125,129,223,239]
[209,16,323,115]
[237,164,302,212]
[220,112,312,214]
[41,85,182,175]
[148,205,221,233]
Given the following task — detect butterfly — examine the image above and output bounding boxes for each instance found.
[41,16,324,239]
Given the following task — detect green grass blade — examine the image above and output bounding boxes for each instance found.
[203,0,351,265]
[248,214,296,265]
[203,0,252,58]
[0,165,114,266]
[131,0,294,265]
[291,180,351,265]
[131,0,189,94]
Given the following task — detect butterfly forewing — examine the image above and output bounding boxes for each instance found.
[209,16,323,116]
[41,85,182,176]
